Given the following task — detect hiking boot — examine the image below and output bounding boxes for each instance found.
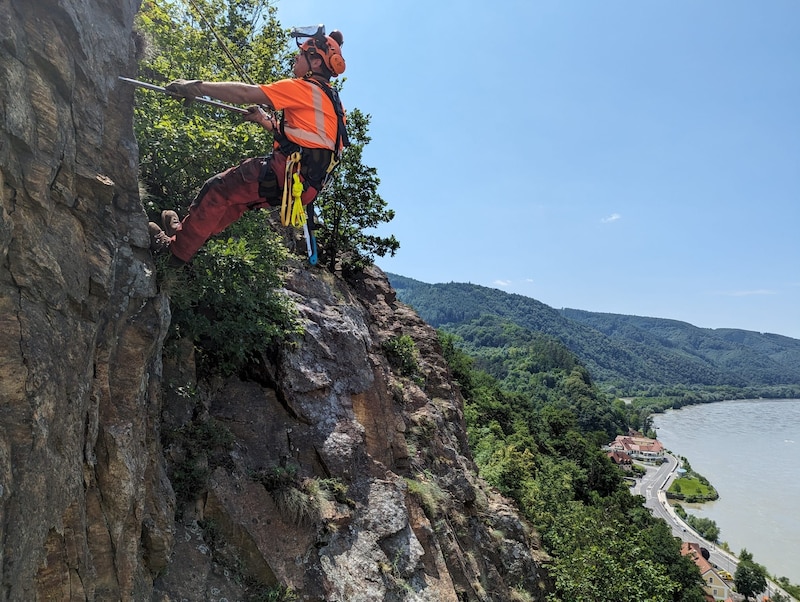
[148,222,172,253]
[161,210,183,236]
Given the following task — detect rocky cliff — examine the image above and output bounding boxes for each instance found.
[0,0,549,600]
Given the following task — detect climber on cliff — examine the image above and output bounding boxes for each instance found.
[148,26,348,266]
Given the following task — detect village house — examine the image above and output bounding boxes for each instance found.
[681,542,733,601]
[607,433,665,462]
[606,450,633,471]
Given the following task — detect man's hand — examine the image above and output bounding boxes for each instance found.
[165,79,203,99]
[244,105,268,123]
[244,105,275,131]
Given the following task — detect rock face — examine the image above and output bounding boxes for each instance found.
[0,0,549,600]
[1,0,174,599]
[152,265,550,601]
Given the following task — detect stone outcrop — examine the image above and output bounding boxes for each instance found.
[2,0,174,599]
[0,0,550,600]
[152,265,550,601]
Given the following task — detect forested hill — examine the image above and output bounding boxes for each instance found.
[387,274,800,398]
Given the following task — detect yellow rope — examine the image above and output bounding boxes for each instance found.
[280,151,306,227]
[290,173,306,227]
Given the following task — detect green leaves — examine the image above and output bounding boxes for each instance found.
[545,505,678,602]
[382,334,422,380]
[734,550,768,601]
[439,330,707,601]
[163,212,300,376]
[315,108,399,273]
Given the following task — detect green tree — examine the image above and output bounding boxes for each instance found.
[686,516,719,542]
[135,0,289,203]
[163,226,300,375]
[315,108,399,273]
[134,0,299,375]
[480,443,537,499]
[544,503,677,602]
[642,519,706,602]
[734,549,768,601]
[440,332,706,602]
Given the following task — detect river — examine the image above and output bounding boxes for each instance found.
[652,398,800,584]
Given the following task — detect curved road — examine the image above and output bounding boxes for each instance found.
[631,453,794,601]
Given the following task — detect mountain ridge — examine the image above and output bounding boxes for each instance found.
[387,274,800,396]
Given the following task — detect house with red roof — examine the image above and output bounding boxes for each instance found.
[608,434,665,462]
[606,450,633,471]
[681,542,733,601]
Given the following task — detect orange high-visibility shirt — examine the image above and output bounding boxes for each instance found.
[260,79,344,151]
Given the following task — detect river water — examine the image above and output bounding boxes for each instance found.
[652,399,800,584]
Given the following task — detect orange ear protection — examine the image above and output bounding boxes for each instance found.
[327,52,346,76]
[300,33,346,76]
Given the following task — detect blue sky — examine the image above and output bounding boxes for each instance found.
[274,1,800,339]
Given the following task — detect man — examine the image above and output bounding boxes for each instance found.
[149,28,348,265]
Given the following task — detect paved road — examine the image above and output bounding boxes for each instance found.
[631,453,795,601]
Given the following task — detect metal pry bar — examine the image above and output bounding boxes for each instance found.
[118,76,249,115]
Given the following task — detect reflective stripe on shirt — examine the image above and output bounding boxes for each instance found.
[259,79,340,151]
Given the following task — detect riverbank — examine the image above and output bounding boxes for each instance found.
[633,452,798,601]
[652,399,800,588]
[665,462,718,503]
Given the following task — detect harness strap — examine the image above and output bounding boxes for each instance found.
[304,77,350,155]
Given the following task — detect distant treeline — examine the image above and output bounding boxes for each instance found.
[388,274,800,402]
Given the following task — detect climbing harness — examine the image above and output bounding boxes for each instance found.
[270,76,349,267]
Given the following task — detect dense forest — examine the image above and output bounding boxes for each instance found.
[388,275,800,411]
[438,332,707,601]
